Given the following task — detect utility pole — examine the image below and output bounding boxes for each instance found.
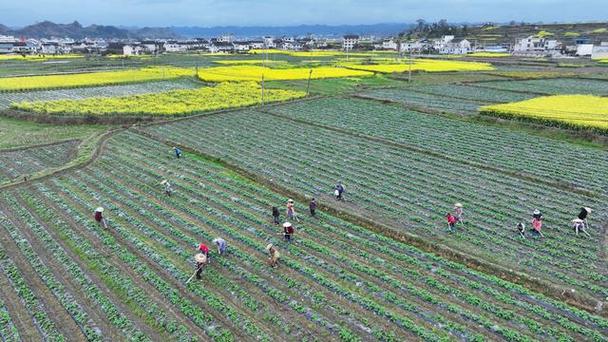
[408,51,413,83]
[261,74,265,107]
[306,69,313,96]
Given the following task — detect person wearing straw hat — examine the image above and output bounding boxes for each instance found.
[161,179,173,196]
[266,244,280,268]
[272,206,280,225]
[213,238,227,255]
[453,203,464,224]
[194,253,207,280]
[198,242,210,264]
[286,199,297,221]
[174,146,182,159]
[94,207,108,229]
[572,218,590,237]
[283,222,295,243]
[577,207,592,229]
[531,209,544,238]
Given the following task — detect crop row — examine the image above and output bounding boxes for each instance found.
[0,140,79,183]
[90,131,608,340]
[0,79,201,110]
[143,111,608,298]
[404,84,536,103]
[267,97,608,195]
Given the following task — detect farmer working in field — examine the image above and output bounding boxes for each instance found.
[446,212,457,232]
[577,207,592,229]
[266,244,280,268]
[174,146,182,159]
[572,218,590,237]
[194,253,206,280]
[517,222,526,239]
[283,222,295,243]
[286,199,297,221]
[212,237,227,255]
[94,207,108,229]
[309,198,317,217]
[272,206,280,225]
[161,180,173,196]
[531,209,544,238]
[335,182,345,201]
[453,203,464,224]
[198,242,210,263]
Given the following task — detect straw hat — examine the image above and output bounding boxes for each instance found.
[160,180,168,185]
[584,207,592,213]
[194,253,207,263]
[283,222,292,228]
[533,209,540,215]
[95,207,104,213]
[454,203,463,208]
[287,199,294,203]
[265,243,273,251]
[212,238,220,244]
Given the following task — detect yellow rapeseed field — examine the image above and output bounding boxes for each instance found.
[197,65,372,82]
[480,95,608,131]
[12,82,305,116]
[0,54,84,61]
[213,59,289,65]
[0,67,193,91]
[341,59,494,73]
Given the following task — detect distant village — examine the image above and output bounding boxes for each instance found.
[1,31,607,59]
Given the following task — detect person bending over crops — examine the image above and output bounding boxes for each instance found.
[272,206,280,225]
[446,213,457,232]
[572,219,590,237]
[309,198,317,217]
[335,182,345,201]
[530,210,544,238]
[94,207,108,229]
[174,146,182,159]
[213,238,227,255]
[194,253,206,280]
[266,244,280,268]
[198,242,210,264]
[517,222,526,239]
[161,179,173,196]
[577,207,592,229]
[283,222,294,242]
[453,203,464,224]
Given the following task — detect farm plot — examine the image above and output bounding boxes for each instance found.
[0,79,202,110]
[405,84,536,103]
[0,140,80,183]
[144,110,608,299]
[471,78,608,95]
[0,67,193,91]
[267,97,608,195]
[2,130,607,341]
[358,87,485,114]
[12,82,305,117]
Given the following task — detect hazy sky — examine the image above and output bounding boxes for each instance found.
[2,0,607,27]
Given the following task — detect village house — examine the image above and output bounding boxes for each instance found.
[382,38,398,50]
[342,34,359,50]
[592,42,608,59]
[440,38,471,54]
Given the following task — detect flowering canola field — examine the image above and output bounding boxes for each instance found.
[480,95,608,131]
[13,82,305,116]
[197,65,372,82]
[342,59,495,73]
[0,67,193,91]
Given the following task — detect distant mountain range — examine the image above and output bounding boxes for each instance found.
[0,21,411,40]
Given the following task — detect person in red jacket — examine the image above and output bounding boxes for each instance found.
[446,212,457,232]
[198,242,210,264]
[94,207,108,229]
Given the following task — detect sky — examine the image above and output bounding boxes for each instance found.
[2,0,607,27]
